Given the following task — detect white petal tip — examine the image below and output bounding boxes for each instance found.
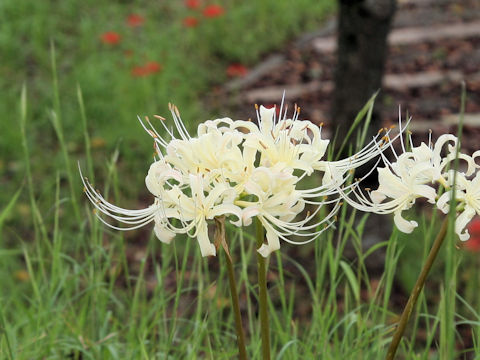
[154,226,175,244]
[394,212,418,234]
[257,243,279,258]
[200,244,216,257]
[459,232,470,242]
[257,244,272,258]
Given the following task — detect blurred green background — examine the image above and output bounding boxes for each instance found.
[0,0,334,210]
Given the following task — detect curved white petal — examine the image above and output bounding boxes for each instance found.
[437,191,452,214]
[196,221,216,257]
[456,206,476,241]
[412,184,437,204]
[257,218,280,257]
[394,210,418,233]
[154,223,176,244]
[242,206,261,226]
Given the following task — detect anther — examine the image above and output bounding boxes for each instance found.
[148,130,157,138]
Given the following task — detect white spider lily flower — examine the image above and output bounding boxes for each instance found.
[391,134,476,186]
[164,175,243,256]
[437,171,480,241]
[338,127,480,236]
[165,126,246,182]
[83,165,243,257]
[374,164,437,233]
[337,160,438,233]
[237,166,338,257]
[235,104,330,176]
[82,104,247,256]
[336,129,441,233]
[82,98,398,257]
[236,166,304,257]
[234,102,393,193]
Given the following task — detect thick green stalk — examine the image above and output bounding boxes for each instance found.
[386,217,449,360]
[255,217,270,360]
[214,217,247,360]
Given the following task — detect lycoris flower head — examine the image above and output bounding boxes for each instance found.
[183,16,199,28]
[203,4,224,18]
[100,31,121,45]
[131,61,162,77]
[227,64,248,78]
[340,113,480,241]
[464,217,480,251]
[81,97,400,257]
[144,61,162,73]
[185,0,201,9]
[127,14,145,27]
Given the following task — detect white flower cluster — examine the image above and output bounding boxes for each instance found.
[82,100,397,257]
[342,125,480,241]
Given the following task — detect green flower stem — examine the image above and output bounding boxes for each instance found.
[255,217,271,360]
[214,217,247,360]
[386,217,449,360]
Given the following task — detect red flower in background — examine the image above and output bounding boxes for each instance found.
[464,218,480,252]
[127,14,145,27]
[131,61,162,77]
[183,16,199,28]
[144,61,162,73]
[203,4,224,18]
[226,63,248,77]
[100,31,121,45]
[132,66,149,77]
[185,0,200,9]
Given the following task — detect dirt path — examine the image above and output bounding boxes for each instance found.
[219,0,480,152]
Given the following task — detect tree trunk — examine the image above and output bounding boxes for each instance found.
[332,0,396,153]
